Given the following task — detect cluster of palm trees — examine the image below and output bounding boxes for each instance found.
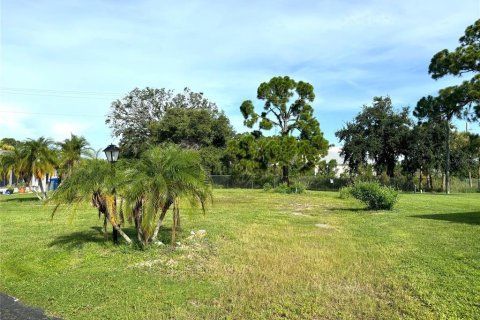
[49,145,211,247]
[1,134,212,247]
[0,134,93,199]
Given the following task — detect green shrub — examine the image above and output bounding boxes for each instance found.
[274,183,290,194]
[290,181,305,194]
[263,182,273,191]
[349,181,398,210]
[274,182,305,194]
[338,186,352,199]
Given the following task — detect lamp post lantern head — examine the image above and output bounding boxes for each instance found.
[103,144,120,163]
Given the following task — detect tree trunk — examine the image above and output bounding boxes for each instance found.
[282,165,289,185]
[445,119,450,195]
[152,199,173,241]
[135,207,145,246]
[387,160,395,185]
[468,171,472,188]
[174,208,181,230]
[37,176,48,200]
[93,192,132,244]
[442,173,446,192]
[103,215,108,239]
[119,197,125,226]
[419,169,423,192]
[106,214,132,244]
[171,201,178,245]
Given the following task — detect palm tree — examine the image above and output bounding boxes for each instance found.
[123,146,211,247]
[1,149,20,185]
[49,159,132,244]
[22,137,58,199]
[58,134,91,178]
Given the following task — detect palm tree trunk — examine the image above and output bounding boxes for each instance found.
[152,199,173,241]
[105,213,132,244]
[37,176,48,200]
[103,215,108,239]
[93,192,132,244]
[171,200,179,245]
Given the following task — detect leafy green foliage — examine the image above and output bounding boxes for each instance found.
[123,145,212,246]
[335,96,411,178]
[239,76,328,183]
[272,181,305,194]
[401,121,446,179]
[421,19,480,121]
[338,186,352,199]
[348,181,398,210]
[149,107,233,149]
[449,132,480,179]
[262,182,272,191]
[49,146,212,247]
[49,159,115,206]
[0,146,25,184]
[21,137,58,199]
[56,134,91,178]
[106,87,233,158]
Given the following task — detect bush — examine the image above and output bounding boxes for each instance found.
[263,182,272,191]
[290,181,305,194]
[338,186,352,199]
[273,182,305,194]
[349,181,398,210]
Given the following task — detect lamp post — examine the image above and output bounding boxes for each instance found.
[103,144,120,164]
[103,144,120,243]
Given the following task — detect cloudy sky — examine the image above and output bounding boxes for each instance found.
[1,0,479,150]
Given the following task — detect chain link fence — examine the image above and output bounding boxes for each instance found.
[210,175,349,191]
[210,175,479,193]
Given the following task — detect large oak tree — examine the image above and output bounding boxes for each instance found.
[336,96,411,179]
[106,87,233,160]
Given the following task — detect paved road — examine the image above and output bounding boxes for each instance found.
[0,293,62,320]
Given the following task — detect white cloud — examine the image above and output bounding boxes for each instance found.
[0,103,36,140]
[50,121,90,142]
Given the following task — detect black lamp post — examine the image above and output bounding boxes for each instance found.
[103,144,120,243]
[103,144,120,163]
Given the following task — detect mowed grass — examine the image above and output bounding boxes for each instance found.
[0,189,479,319]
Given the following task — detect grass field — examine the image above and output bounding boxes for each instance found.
[0,189,479,319]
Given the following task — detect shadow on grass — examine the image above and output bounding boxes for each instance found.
[156,227,175,245]
[2,196,40,203]
[49,227,106,249]
[411,211,480,225]
[327,207,368,212]
[49,225,178,248]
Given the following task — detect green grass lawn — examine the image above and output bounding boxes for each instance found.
[0,189,479,319]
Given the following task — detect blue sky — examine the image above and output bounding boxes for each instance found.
[1,0,479,151]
